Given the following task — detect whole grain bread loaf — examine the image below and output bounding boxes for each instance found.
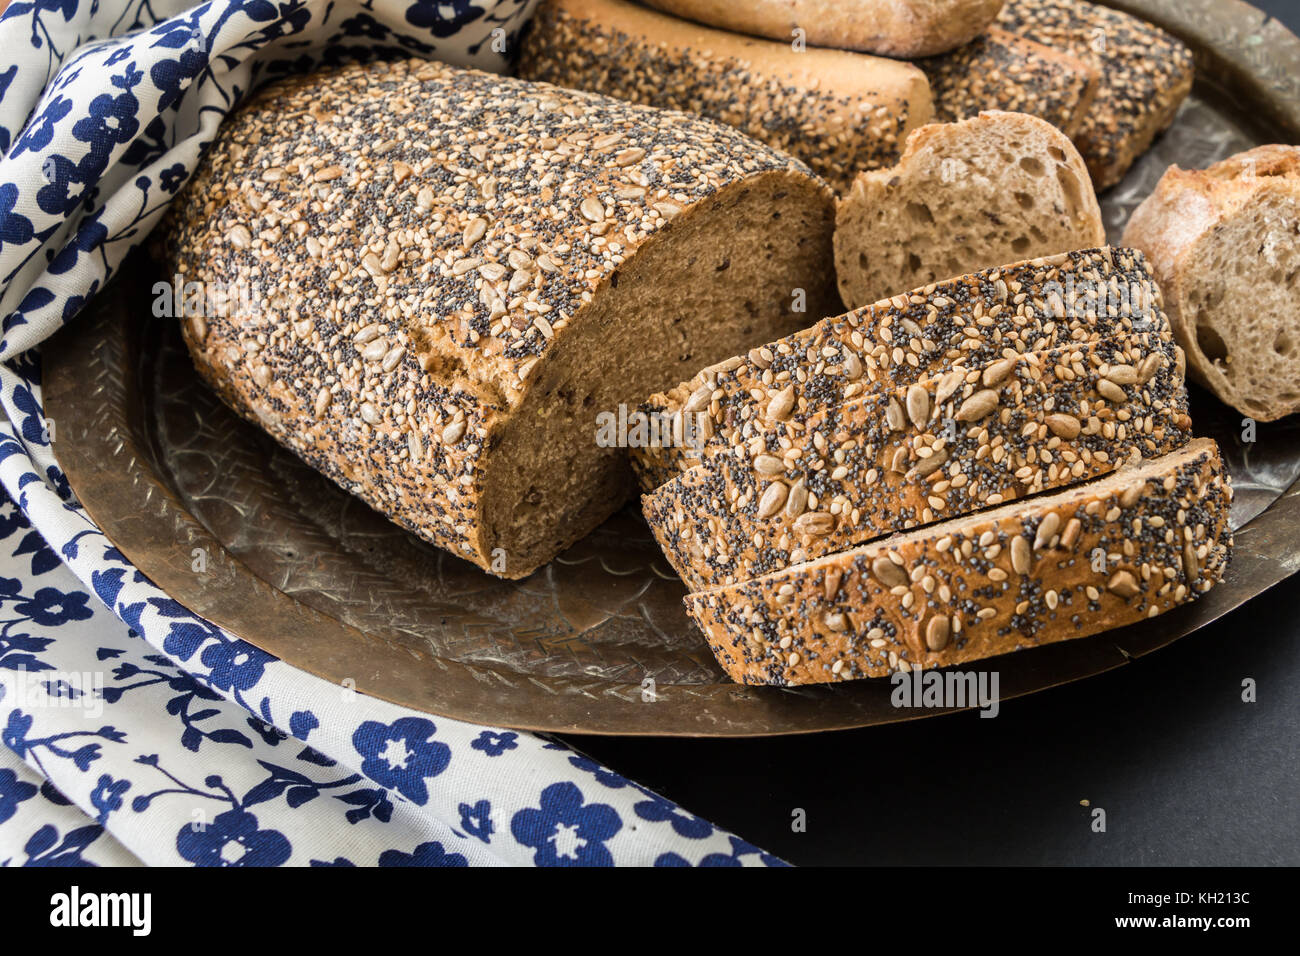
[166,58,839,579]
[639,0,1005,58]
[834,111,1105,309]
[646,335,1190,590]
[917,28,1098,136]
[1122,145,1300,422]
[517,0,934,191]
[996,0,1194,190]
[687,438,1231,685]
[631,247,1175,490]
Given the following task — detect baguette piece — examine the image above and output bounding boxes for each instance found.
[996,0,1195,190]
[166,58,839,579]
[917,29,1098,137]
[687,438,1231,685]
[518,0,934,191]
[834,111,1105,309]
[639,0,1005,58]
[1122,145,1300,422]
[646,336,1190,590]
[632,247,1173,490]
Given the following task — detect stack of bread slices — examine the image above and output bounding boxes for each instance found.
[632,247,1233,685]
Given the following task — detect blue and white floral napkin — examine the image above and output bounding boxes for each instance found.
[0,0,783,867]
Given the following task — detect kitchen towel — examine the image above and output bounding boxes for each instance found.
[0,0,783,867]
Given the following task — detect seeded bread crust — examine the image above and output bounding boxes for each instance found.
[168,58,837,579]
[917,28,1098,136]
[1122,145,1300,422]
[646,335,1190,590]
[639,0,1005,58]
[833,111,1106,309]
[687,439,1231,685]
[631,247,1175,490]
[517,0,934,191]
[996,0,1194,190]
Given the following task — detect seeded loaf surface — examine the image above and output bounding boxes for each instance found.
[631,247,1174,490]
[996,0,1195,190]
[687,438,1231,685]
[646,335,1190,590]
[916,28,1098,136]
[166,58,839,579]
[1122,145,1300,422]
[638,0,1005,58]
[517,0,934,191]
[834,111,1105,309]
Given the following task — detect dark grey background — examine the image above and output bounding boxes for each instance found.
[565,0,1300,866]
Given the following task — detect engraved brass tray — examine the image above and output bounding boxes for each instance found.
[43,0,1300,735]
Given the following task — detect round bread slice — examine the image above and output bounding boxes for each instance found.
[165,58,838,579]
[687,438,1231,685]
[834,111,1105,310]
[1122,145,1300,422]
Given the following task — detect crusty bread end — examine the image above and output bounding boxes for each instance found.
[1123,145,1300,422]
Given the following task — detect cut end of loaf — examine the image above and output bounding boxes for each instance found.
[480,169,837,576]
[1123,145,1300,423]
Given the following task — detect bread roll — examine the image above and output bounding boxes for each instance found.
[640,0,1005,58]
[518,0,933,191]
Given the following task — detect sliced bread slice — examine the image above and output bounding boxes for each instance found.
[917,29,1099,137]
[646,335,1191,590]
[631,248,1172,491]
[686,438,1231,685]
[834,111,1105,310]
[1122,145,1300,422]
